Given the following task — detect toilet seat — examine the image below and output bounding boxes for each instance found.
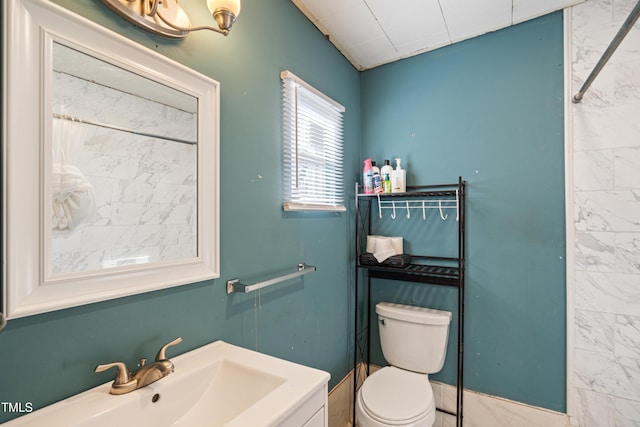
[359,366,434,425]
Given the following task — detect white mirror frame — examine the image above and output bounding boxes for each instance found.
[2,0,220,319]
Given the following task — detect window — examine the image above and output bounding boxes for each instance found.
[281,70,346,212]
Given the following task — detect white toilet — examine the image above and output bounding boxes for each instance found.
[356,302,452,427]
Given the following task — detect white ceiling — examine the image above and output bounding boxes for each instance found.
[292,0,582,70]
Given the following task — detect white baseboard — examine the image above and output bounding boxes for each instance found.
[328,365,569,427]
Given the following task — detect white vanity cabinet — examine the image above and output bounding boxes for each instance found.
[279,383,329,427]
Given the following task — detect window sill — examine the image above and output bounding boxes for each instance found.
[284,202,346,212]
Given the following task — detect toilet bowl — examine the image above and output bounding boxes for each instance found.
[355,302,451,427]
[356,367,435,426]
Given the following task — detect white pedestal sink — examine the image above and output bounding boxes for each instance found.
[5,341,330,426]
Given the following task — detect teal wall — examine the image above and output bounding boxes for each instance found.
[0,0,360,423]
[360,12,566,412]
[0,1,567,422]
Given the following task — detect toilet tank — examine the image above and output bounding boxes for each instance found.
[376,302,452,374]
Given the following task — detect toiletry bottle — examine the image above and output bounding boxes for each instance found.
[372,161,383,193]
[392,158,407,193]
[363,158,374,194]
[380,160,393,193]
[383,173,392,193]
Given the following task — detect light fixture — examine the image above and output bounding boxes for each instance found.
[100,0,241,38]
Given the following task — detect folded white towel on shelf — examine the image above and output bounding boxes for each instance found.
[373,249,397,263]
[368,235,404,263]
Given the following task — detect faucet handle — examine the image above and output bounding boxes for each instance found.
[155,337,183,361]
[95,361,132,384]
[94,362,137,394]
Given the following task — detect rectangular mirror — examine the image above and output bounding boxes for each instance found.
[3,0,220,319]
[51,42,198,275]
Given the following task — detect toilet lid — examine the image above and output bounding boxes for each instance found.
[360,367,434,423]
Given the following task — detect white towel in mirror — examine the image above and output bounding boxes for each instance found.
[51,118,96,233]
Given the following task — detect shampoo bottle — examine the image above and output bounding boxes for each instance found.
[380,160,393,193]
[363,158,374,194]
[372,161,383,193]
[392,158,407,193]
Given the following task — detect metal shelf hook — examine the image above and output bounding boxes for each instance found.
[439,200,448,220]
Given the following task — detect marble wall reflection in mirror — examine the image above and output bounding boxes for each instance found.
[3,0,220,319]
[51,43,197,275]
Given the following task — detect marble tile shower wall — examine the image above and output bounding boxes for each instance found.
[571,0,640,425]
[52,72,197,273]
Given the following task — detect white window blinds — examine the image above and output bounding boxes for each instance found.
[281,70,346,212]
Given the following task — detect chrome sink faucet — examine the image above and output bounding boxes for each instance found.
[94,337,183,395]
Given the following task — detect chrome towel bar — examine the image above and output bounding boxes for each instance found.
[226,263,316,295]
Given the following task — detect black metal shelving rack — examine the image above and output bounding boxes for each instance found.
[352,177,466,427]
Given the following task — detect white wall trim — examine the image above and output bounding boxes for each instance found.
[563,6,577,426]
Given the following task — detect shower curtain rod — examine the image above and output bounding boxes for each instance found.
[573,0,640,103]
[52,113,197,145]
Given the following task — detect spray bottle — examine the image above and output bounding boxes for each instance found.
[363,158,374,194]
